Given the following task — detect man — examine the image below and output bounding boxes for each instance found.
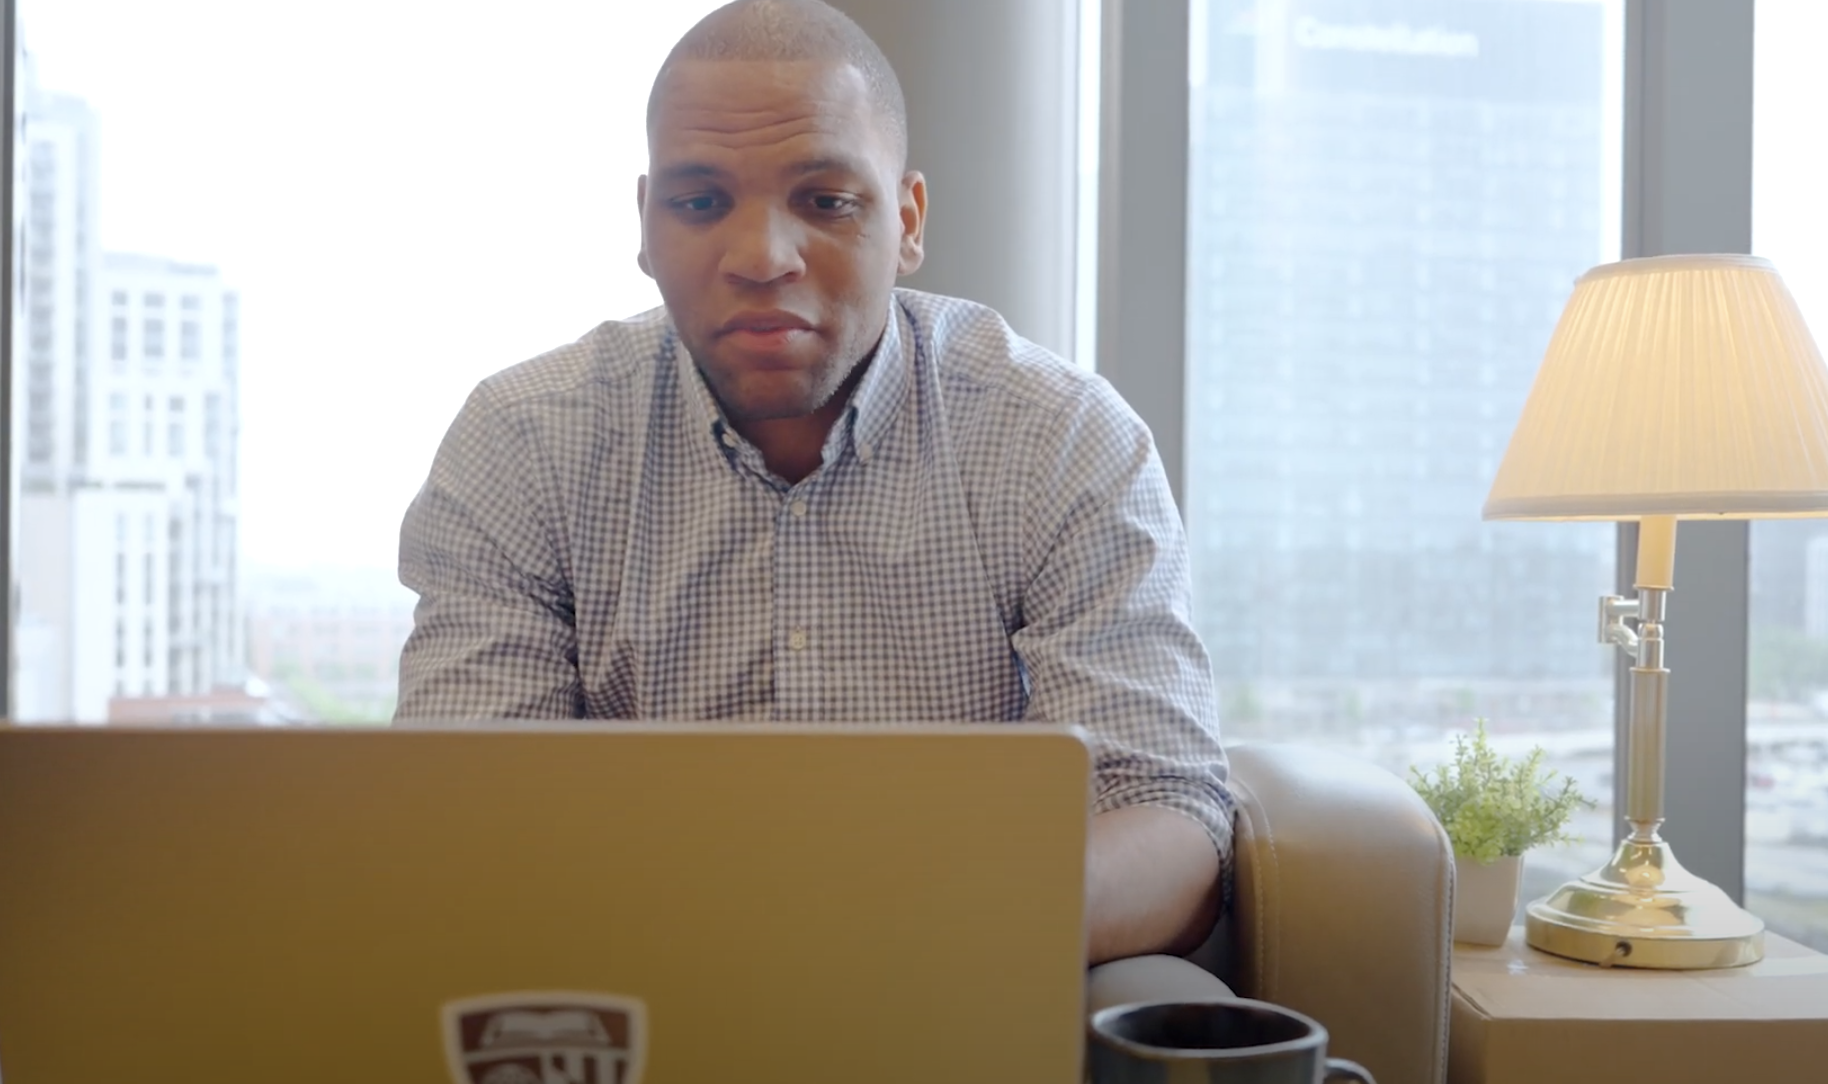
[396,0,1233,972]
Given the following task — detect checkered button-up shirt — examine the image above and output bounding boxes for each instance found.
[397,288,1234,854]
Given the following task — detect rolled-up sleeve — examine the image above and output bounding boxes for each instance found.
[395,382,584,720]
[1011,384,1235,865]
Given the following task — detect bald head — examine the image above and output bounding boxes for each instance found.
[646,0,909,167]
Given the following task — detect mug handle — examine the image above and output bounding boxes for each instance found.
[1324,1058,1376,1084]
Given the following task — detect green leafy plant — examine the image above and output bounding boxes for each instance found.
[1409,721,1590,864]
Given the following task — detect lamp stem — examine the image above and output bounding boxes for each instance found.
[1624,515,1677,845]
[1625,586,1669,843]
[1525,510,1763,968]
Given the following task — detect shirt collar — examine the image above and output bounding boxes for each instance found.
[837,296,911,464]
[670,326,726,451]
[669,297,913,470]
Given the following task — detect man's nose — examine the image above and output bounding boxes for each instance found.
[719,204,806,286]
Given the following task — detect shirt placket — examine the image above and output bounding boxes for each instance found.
[771,478,823,720]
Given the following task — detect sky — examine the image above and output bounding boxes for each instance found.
[21,0,721,573]
[1754,2,1828,329]
[17,0,1828,578]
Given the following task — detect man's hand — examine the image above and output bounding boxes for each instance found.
[1085,805,1224,965]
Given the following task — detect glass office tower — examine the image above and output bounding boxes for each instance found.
[1186,0,1615,745]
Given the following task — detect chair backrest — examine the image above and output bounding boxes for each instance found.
[1191,742,1453,1084]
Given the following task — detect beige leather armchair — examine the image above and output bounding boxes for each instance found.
[1091,743,1453,1084]
[1205,743,1453,1084]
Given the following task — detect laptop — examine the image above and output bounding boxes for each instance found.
[0,723,1090,1083]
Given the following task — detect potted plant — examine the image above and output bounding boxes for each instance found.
[1409,721,1590,946]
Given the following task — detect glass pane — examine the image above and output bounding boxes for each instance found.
[13,0,722,723]
[1748,0,1828,951]
[1186,0,1624,903]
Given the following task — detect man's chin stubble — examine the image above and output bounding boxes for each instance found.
[698,361,856,425]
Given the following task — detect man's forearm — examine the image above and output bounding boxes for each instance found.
[1084,805,1224,965]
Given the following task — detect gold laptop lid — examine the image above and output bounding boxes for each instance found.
[0,724,1089,1083]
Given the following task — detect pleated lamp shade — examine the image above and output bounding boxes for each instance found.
[1484,254,1828,521]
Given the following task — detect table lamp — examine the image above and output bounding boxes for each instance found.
[1483,253,1828,969]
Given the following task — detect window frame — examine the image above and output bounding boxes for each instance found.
[1094,0,1758,900]
[1,0,15,716]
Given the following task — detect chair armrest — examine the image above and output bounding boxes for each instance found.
[1196,742,1453,1084]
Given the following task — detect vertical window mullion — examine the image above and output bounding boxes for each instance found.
[1,0,17,718]
[1616,0,1755,901]
[1095,0,1192,506]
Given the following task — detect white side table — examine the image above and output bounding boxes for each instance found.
[1449,927,1828,1084]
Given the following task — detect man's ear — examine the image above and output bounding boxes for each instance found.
[636,175,653,278]
[897,170,927,276]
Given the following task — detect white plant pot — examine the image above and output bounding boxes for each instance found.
[1453,854,1523,947]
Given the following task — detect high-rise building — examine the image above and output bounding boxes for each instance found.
[18,76,98,491]
[1185,0,1614,730]
[1804,536,1828,644]
[16,71,103,719]
[15,74,243,721]
[93,254,243,712]
[1753,519,1827,635]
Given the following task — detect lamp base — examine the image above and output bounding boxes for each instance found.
[1523,836,1765,970]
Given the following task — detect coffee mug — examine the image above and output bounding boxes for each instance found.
[1087,998,1375,1083]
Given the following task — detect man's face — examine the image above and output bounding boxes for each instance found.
[639,59,924,424]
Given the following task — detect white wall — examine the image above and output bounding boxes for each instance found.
[831,0,1080,360]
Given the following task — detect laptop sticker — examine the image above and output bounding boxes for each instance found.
[442,991,647,1084]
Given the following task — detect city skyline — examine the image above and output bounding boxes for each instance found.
[17,69,243,721]
[17,0,722,574]
[11,0,722,722]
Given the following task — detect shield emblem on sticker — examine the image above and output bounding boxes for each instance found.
[442,991,647,1084]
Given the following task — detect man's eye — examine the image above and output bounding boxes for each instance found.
[670,194,723,214]
[808,194,859,215]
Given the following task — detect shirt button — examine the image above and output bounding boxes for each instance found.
[857,441,873,463]
[788,628,809,651]
[789,499,808,518]
[720,430,738,449]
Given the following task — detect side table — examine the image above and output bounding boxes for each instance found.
[1449,927,1828,1084]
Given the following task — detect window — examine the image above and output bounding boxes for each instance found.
[1183,0,1624,905]
[1747,0,1828,951]
[168,396,186,457]
[204,393,221,459]
[108,392,127,456]
[221,293,238,370]
[11,0,724,722]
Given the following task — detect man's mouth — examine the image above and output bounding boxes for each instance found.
[719,311,816,352]
[720,310,810,332]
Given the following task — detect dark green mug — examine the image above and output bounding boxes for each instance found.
[1088,998,1375,1084]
